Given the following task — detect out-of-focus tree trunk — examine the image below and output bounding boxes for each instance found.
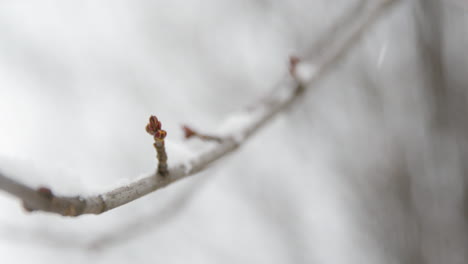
[352,1,468,263]
[411,0,468,263]
[317,1,468,263]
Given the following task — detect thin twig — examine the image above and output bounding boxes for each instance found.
[182,125,224,143]
[0,0,398,216]
[146,116,168,176]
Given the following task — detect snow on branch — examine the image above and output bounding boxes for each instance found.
[0,0,398,216]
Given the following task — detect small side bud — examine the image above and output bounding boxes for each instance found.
[154,130,167,140]
[289,56,301,76]
[182,125,196,139]
[37,187,54,200]
[22,187,54,213]
[181,125,222,143]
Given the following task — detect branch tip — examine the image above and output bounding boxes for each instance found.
[147,115,169,176]
[146,116,161,135]
[182,125,196,139]
[181,125,223,143]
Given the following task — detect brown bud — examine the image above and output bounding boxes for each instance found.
[182,125,196,139]
[154,129,167,140]
[146,123,155,135]
[37,187,54,200]
[289,56,300,76]
[146,115,162,134]
[147,115,167,142]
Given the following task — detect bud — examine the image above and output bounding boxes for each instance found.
[182,125,196,139]
[154,129,167,140]
[146,115,163,136]
[37,187,54,200]
[146,123,155,135]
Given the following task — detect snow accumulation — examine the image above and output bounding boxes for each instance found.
[295,62,318,84]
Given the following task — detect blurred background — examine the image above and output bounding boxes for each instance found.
[0,0,467,263]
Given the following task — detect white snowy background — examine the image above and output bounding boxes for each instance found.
[0,1,467,263]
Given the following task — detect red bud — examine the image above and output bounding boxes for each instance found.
[182,125,196,139]
[37,187,53,200]
[289,56,300,76]
[154,130,167,140]
[147,115,163,135]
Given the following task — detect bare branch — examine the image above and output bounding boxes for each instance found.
[0,0,398,216]
[88,173,212,251]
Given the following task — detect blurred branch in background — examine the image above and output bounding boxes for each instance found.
[0,0,399,217]
[304,0,366,61]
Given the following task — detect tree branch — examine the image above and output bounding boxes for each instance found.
[0,0,398,216]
